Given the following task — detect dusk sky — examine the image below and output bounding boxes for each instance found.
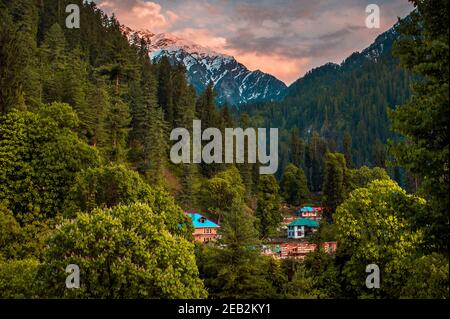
[95,0,414,85]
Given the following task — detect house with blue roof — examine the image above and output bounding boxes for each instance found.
[287,218,319,239]
[186,212,220,243]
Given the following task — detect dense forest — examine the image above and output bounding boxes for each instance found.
[0,0,448,299]
[241,22,416,190]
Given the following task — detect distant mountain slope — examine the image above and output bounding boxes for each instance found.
[244,21,414,167]
[122,28,287,107]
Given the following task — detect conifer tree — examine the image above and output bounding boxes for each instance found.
[372,140,387,168]
[0,8,26,113]
[290,128,304,168]
[157,56,174,126]
[343,130,353,168]
[256,175,282,238]
[280,164,310,206]
[390,0,449,251]
[322,153,349,220]
[105,95,130,162]
[204,199,273,298]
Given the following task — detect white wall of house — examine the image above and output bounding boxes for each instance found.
[287,225,305,239]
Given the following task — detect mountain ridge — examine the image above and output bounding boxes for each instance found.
[121,27,288,107]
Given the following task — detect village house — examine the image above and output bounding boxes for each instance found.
[186,212,220,243]
[297,206,323,221]
[280,242,337,259]
[287,218,319,239]
[261,242,337,259]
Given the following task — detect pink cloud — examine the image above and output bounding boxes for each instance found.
[173,28,227,49]
[95,0,414,84]
[97,0,177,32]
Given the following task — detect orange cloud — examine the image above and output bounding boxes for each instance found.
[172,27,308,84]
[228,52,310,85]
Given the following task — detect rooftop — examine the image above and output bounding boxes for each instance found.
[186,212,220,228]
[298,206,323,213]
[288,218,320,228]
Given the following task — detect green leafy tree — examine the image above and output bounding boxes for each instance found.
[0,258,40,299]
[284,262,318,299]
[349,166,391,190]
[85,81,110,147]
[38,203,207,298]
[0,204,21,260]
[401,253,449,299]
[199,166,246,224]
[64,164,192,239]
[304,251,341,299]
[255,175,282,238]
[0,204,54,260]
[334,179,426,298]
[0,103,100,218]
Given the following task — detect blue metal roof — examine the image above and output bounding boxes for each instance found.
[186,213,220,228]
[299,206,315,212]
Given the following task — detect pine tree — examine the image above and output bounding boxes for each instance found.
[0,7,26,113]
[157,56,174,126]
[220,104,234,128]
[206,199,273,298]
[290,128,303,168]
[322,153,349,221]
[40,23,67,103]
[390,0,449,251]
[255,175,282,238]
[372,140,387,168]
[179,164,199,209]
[196,82,222,177]
[238,113,254,200]
[280,164,310,206]
[306,131,328,192]
[104,95,130,162]
[343,130,353,168]
[85,81,110,148]
[7,0,40,107]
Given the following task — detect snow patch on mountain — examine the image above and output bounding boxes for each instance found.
[122,27,287,107]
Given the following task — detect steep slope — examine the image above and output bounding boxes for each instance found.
[123,28,287,107]
[244,21,414,167]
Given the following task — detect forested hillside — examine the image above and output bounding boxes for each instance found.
[242,21,415,189]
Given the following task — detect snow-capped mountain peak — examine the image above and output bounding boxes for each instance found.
[123,27,287,107]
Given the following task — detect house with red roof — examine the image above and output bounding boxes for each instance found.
[297,206,323,221]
